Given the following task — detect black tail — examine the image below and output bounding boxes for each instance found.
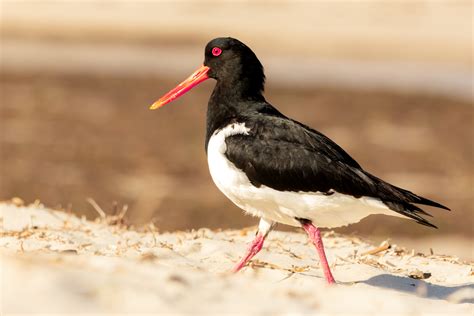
[395,186,451,211]
[383,201,438,228]
[366,173,450,229]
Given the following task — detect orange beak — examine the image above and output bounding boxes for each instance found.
[149,65,210,110]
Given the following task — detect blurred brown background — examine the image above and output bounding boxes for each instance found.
[1,1,472,257]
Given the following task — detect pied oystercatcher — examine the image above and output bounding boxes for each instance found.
[150,37,450,284]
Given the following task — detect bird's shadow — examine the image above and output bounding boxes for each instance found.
[354,274,474,304]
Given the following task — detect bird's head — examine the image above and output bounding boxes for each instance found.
[150,37,265,110]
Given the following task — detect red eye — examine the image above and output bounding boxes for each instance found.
[212,47,222,57]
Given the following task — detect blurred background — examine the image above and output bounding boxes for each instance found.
[1,1,472,258]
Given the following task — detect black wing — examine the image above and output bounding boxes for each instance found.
[225,113,449,228]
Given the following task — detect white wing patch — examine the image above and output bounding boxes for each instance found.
[207,123,403,228]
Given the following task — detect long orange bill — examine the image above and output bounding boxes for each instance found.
[149,65,210,110]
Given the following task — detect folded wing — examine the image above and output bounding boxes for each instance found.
[224,114,449,228]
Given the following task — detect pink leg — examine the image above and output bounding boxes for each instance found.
[232,232,265,272]
[233,218,274,272]
[302,222,336,284]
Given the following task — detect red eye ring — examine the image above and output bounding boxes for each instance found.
[212,47,222,57]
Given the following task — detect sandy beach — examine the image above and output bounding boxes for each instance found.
[1,201,472,315]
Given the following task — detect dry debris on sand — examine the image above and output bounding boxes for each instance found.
[1,202,473,315]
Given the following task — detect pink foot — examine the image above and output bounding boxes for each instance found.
[232,233,265,272]
[302,222,336,285]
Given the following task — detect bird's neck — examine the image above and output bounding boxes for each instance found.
[204,80,264,152]
[214,74,265,101]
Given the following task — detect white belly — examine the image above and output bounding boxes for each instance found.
[207,123,401,228]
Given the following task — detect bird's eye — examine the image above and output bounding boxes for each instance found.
[212,47,222,57]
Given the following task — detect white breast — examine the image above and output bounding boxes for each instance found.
[207,123,403,228]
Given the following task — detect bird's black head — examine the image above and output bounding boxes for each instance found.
[150,37,265,109]
[204,37,265,96]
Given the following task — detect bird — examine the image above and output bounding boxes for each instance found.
[149,37,450,284]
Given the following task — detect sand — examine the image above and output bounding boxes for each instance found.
[1,202,473,315]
